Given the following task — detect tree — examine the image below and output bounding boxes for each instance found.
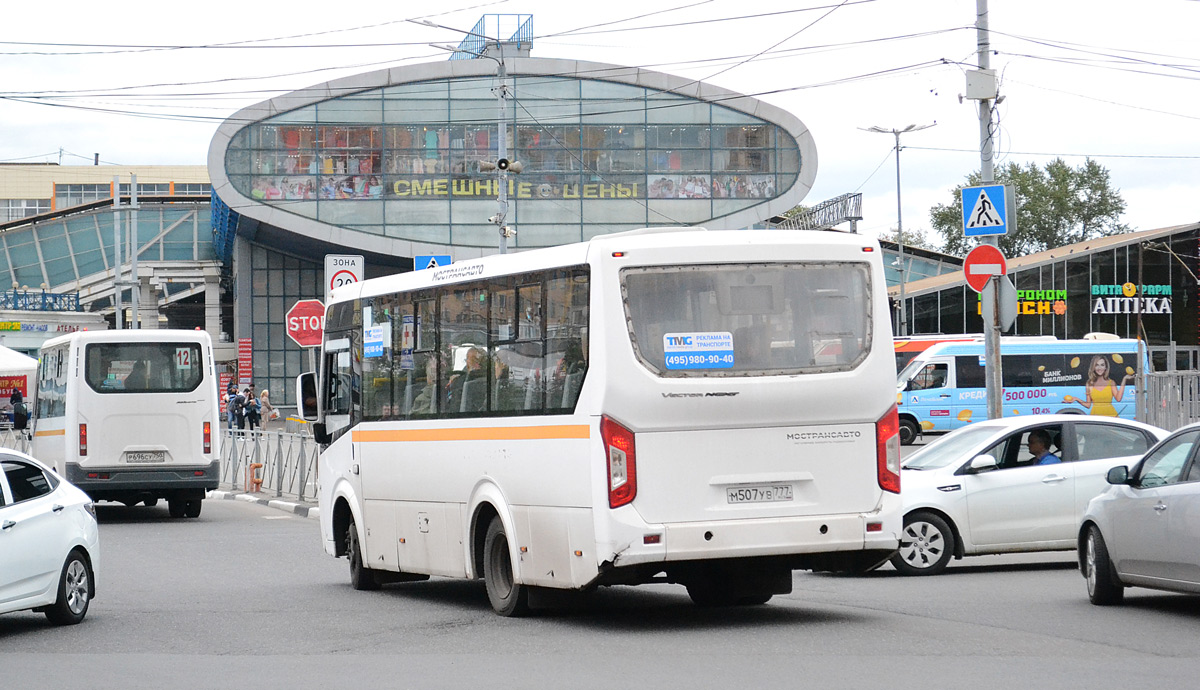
[930,158,1130,257]
[878,226,937,252]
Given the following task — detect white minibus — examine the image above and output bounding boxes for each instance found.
[33,329,221,518]
[298,228,902,615]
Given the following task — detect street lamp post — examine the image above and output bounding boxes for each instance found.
[862,123,935,337]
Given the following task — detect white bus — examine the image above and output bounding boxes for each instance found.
[298,228,901,615]
[33,329,221,518]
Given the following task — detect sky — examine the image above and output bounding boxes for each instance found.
[3,0,1198,252]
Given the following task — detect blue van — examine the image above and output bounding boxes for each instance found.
[895,338,1146,444]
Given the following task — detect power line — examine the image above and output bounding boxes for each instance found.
[907,146,1200,160]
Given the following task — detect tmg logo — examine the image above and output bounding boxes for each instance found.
[666,336,693,347]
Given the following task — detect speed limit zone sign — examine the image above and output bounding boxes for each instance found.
[325,254,364,302]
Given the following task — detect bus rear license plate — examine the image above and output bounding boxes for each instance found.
[727,485,793,504]
[125,451,165,463]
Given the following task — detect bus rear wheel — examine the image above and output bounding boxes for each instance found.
[483,518,530,617]
[347,517,380,591]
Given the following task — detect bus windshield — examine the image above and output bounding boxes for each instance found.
[84,342,204,394]
[622,261,872,376]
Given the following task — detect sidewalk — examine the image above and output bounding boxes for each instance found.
[209,489,320,520]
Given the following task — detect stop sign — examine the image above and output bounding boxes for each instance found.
[286,299,326,347]
[963,244,1007,293]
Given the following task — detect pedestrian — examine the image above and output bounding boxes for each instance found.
[243,387,261,430]
[10,388,28,431]
[225,383,239,430]
[259,388,278,430]
[233,387,247,430]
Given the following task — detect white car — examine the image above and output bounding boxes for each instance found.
[0,450,99,625]
[895,415,1167,575]
[1080,422,1200,604]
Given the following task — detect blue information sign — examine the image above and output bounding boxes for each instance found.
[961,184,1008,237]
[663,332,735,370]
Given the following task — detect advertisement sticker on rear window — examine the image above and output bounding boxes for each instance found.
[664,332,734,370]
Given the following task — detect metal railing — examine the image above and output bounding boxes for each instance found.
[219,428,319,502]
[1143,372,1200,431]
[0,428,31,454]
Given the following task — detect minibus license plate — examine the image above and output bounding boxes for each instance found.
[727,485,793,504]
[125,451,165,463]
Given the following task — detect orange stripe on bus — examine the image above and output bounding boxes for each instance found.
[34,429,66,437]
[352,425,591,443]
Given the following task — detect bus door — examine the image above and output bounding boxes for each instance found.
[900,358,957,433]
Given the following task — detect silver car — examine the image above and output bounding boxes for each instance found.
[0,451,100,625]
[1080,422,1200,604]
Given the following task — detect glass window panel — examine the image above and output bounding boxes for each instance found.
[264,105,316,124]
[382,82,448,99]
[581,79,645,100]
[317,97,383,124]
[515,76,580,100]
[582,200,647,223]
[449,224,501,247]
[711,106,758,125]
[647,100,709,124]
[449,76,501,100]
[383,99,449,124]
[646,199,713,223]
[515,100,581,124]
[517,198,584,224]
[384,224,450,244]
[385,199,448,225]
[317,199,384,225]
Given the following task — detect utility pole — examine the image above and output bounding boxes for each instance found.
[863,123,935,336]
[112,176,123,330]
[977,0,1004,420]
[130,174,140,329]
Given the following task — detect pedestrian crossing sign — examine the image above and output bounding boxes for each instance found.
[961,184,1009,237]
[415,255,452,270]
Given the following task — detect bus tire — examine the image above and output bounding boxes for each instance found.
[898,417,920,446]
[168,499,186,518]
[144,498,159,508]
[483,518,530,617]
[347,517,380,591]
[183,500,202,518]
[45,550,91,626]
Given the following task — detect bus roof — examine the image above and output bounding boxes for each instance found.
[39,328,213,352]
[331,228,884,305]
[914,337,1141,359]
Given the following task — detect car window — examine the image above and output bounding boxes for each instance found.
[988,425,1064,469]
[1075,424,1153,461]
[909,363,948,391]
[0,460,56,503]
[1135,431,1200,488]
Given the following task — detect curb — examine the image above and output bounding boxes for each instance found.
[209,489,320,520]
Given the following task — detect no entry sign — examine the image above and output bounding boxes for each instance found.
[963,244,1007,293]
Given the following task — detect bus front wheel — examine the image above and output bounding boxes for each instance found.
[898,417,920,445]
[483,518,530,617]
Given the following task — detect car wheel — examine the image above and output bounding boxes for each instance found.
[898,418,920,446]
[183,500,202,518]
[168,499,186,518]
[892,511,955,576]
[347,517,380,591]
[1085,526,1125,606]
[483,518,530,616]
[45,550,91,626]
[144,498,159,508]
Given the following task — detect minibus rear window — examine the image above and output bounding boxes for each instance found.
[84,343,205,394]
[621,262,872,377]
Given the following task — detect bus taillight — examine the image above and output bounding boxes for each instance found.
[601,416,637,508]
[875,405,901,494]
[203,422,211,454]
[79,423,88,457]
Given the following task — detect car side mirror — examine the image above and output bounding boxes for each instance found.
[1106,465,1129,485]
[969,455,998,473]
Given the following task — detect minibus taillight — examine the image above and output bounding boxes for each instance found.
[203,422,212,454]
[876,405,901,494]
[601,416,637,508]
[79,423,88,457]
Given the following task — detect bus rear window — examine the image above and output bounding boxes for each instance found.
[85,342,204,394]
[622,262,872,376]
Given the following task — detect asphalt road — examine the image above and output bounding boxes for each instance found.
[3,496,1199,690]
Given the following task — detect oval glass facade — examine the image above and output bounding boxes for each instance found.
[223,75,802,248]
